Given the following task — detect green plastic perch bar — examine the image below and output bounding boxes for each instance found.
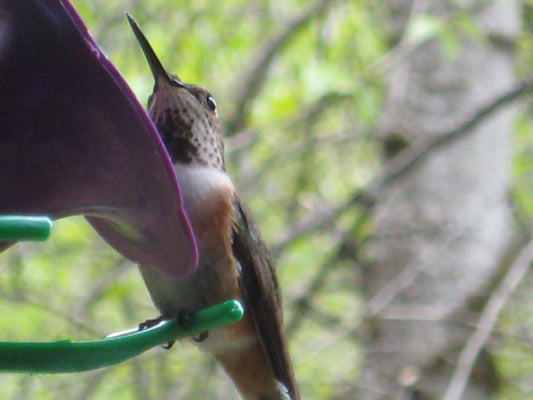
[0,216,245,373]
[0,299,244,373]
[0,216,53,241]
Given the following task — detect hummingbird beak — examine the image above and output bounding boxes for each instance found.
[126,13,183,89]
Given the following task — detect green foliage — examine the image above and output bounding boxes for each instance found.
[512,114,533,220]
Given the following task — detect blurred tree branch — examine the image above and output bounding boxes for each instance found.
[443,235,533,400]
[286,207,368,336]
[225,0,341,135]
[284,76,533,351]
[273,77,533,255]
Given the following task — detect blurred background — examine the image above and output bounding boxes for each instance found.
[3,0,533,399]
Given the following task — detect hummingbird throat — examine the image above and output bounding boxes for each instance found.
[149,87,224,169]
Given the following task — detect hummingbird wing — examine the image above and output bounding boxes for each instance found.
[231,198,299,400]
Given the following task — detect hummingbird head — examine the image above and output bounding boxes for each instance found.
[127,14,225,170]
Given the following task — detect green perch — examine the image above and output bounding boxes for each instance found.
[0,299,244,373]
[0,216,53,241]
[0,216,244,373]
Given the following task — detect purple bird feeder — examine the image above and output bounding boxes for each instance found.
[0,0,198,279]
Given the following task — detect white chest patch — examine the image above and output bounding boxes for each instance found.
[174,164,235,222]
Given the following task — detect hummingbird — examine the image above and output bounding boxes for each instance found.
[126,15,299,400]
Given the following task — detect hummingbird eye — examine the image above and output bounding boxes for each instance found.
[206,95,217,113]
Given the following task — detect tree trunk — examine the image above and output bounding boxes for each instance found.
[356,1,521,399]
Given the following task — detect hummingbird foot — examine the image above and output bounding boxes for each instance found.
[193,331,209,342]
[161,341,175,349]
[138,315,176,349]
[176,309,209,342]
[138,315,166,330]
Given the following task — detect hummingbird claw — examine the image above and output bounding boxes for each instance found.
[138,315,166,330]
[138,316,175,349]
[161,341,176,349]
[193,332,209,342]
[176,309,194,326]
[176,309,209,342]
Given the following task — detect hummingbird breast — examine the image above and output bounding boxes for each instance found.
[139,163,239,314]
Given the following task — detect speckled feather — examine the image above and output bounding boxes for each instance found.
[149,79,225,169]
